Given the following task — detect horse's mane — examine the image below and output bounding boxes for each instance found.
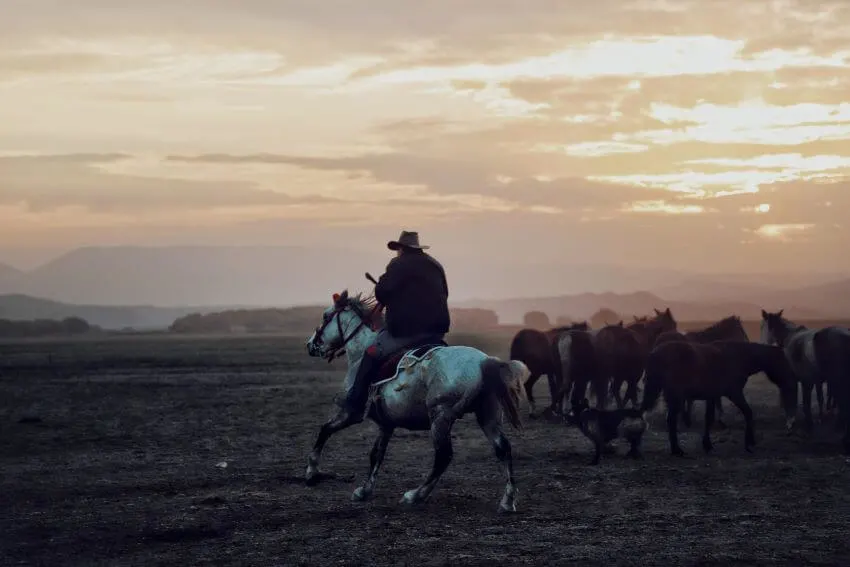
[548,321,590,334]
[687,315,745,340]
[345,291,384,328]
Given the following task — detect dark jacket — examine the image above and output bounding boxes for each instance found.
[374,250,450,337]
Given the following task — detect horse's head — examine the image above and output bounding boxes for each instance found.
[306,290,379,360]
[652,307,677,333]
[759,309,785,346]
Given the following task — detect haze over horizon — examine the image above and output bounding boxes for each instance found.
[2,0,849,281]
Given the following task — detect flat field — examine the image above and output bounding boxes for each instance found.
[2,331,850,566]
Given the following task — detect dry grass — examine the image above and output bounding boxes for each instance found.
[2,332,850,566]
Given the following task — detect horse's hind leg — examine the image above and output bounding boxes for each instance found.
[475,401,519,512]
[625,377,640,409]
[682,399,694,428]
[727,391,755,452]
[352,425,394,502]
[611,378,625,409]
[666,396,686,457]
[401,405,455,507]
[525,372,541,417]
[305,407,359,485]
[815,380,826,422]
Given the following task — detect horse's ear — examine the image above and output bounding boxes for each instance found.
[340,289,349,300]
[665,307,671,315]
[777,309,783,317]
[654,308,661,316]
[760,309,767,319]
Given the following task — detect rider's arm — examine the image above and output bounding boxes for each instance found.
[374,257,406,304]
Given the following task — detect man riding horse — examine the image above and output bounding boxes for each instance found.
[340,230,451,421]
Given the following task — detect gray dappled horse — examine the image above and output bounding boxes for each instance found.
[305,290,530,512]
[760,309,850,454]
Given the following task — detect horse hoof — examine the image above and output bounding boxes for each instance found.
[305,471,321,486]
[498,503,517,514]
[672,450,686,458]
[400,490,421,506]
[352,487,372,502]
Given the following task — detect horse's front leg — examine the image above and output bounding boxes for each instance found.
[305,407,360,486]
[353,425,394,501]
[401,405,456,507]
[727,391,756,452]
[702,398,716,453]
[801,381,814,434]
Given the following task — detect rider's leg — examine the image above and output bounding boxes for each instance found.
[340,336,383,419]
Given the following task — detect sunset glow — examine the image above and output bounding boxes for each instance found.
[1,0,848,273]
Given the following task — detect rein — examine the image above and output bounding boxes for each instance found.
[316,300,382,363]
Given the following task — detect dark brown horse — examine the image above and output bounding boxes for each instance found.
[509,322,589,417]
[561,308,678,414]
[626,308,678,354]
[654,316,750,428]
[641,339,798,457]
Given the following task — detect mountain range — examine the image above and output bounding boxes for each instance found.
[0,246,847,329]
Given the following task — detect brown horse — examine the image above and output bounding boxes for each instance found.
[560,308,678,414]
[654,316,750,428]
[641,339,798,457]
[626,308,678,353]
[509,322,589,417]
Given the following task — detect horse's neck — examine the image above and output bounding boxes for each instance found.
[760,347,790,386]
[343,325,377,367]
[779,322,806,346]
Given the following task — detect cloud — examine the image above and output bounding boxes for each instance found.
[0,153,329,212]
[166,152,680,212]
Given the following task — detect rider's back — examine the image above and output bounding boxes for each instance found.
[375,250,450,338]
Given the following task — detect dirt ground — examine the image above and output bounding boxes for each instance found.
[2,333,850,566]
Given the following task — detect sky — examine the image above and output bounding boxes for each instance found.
[1,0,849,274]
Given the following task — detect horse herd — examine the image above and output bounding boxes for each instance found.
[510,308,848,459]
[305,290,850,513]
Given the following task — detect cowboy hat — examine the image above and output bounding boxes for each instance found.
[387,230,430,250]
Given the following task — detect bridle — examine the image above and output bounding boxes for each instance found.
[313,296,381,363]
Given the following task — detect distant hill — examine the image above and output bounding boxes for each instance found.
[0,294,226,330]
[0,245,695,307]
[0,262,22,283]
[653,276,850,317]
[458,291,827,325]
[0,245,386,307]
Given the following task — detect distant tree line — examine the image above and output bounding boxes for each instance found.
[522,308,626,330]
[0,316,96,338]
[169,307,501,334]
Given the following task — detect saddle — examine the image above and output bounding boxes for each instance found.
[375,342,447,382]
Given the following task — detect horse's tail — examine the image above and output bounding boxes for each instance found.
[480,357,527,431]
